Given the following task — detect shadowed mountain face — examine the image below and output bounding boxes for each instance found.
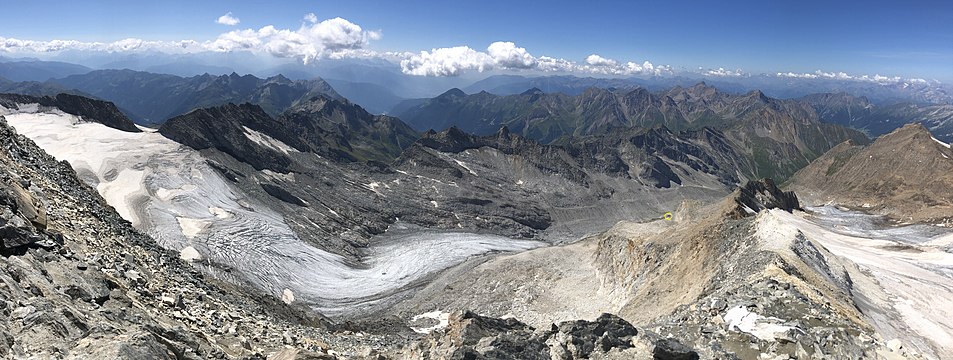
[51,69,343,124]
[800,92,953,142]
[159,95,420,168]
[395,83,869,181]
[788,123,953,224]
[0,93,140,132]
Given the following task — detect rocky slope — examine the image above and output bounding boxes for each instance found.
[51,70,343,124]
[394,83,869,181]
[787,123,953,224]
[0,115,411,358]
[0,93,140,132]
[388,179,931,359]
[160,96,419,165]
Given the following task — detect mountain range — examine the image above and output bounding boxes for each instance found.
[50,70,343,124]
[395,83,870,181]
[465,73,953,105]
[3,76,953,358]
[0,56,92,82]
[800,92,953,141]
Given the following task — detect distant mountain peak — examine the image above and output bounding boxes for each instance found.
[438,88,467,98]
[265,74,292,83]
[496,126,511,137]
[521,87,544,96]
[745,89,770,102]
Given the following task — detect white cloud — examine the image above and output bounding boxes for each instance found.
[576,55,671,76]
[205,16,381,63]
[773,70,940,86]
[304,13,318,23]
[0,36,207,54]
[774,69,922,84]
[216,12,240,26]
[585,54,617,67]
[487,41,536,69]
[703,67,747,77]
[399,44,672,77]
[536,56,575,73]
[401,42,541,76]
[1,14,380,64]
[400,46,492,76]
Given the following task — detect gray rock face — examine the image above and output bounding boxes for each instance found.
[653,338,699,360]
[400,311,645,359]
[0,175,49,250]
[730,178,801,218]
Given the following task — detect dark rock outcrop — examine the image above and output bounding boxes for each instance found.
[401,311,640,359]
[729,178,801,218]
[653,338,700,360]
[159,103,297,172]
[159,96,420,172]
[0,93,140,132]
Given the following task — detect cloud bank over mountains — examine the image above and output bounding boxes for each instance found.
[0,12,938,84]
[398,42,669,77]
[0,12,670,78]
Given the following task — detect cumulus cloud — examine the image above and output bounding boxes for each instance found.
[585,54,617,67]
[401,47,672,77]
[1,15,672,77]
[206,16,381,63]
[576,55,670,76]
[401,42,541,76]
[400,46,492,76]
[1,15,381,64]
[536,56,575,73]
[774,69,928,85]
[0,36,206,53]
[487,41,536,69]
[703,67,747,77]
[216,12,240,26]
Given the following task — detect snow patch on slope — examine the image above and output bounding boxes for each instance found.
[932,136,951,148]
[724,306,798,341]
[242,125,297,154]
[761,208,953,359]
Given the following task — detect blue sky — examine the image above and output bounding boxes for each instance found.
[1,0,951,81]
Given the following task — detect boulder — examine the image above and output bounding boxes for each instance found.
[653,338,699,360]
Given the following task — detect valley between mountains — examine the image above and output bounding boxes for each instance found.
[2,78,953,359]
